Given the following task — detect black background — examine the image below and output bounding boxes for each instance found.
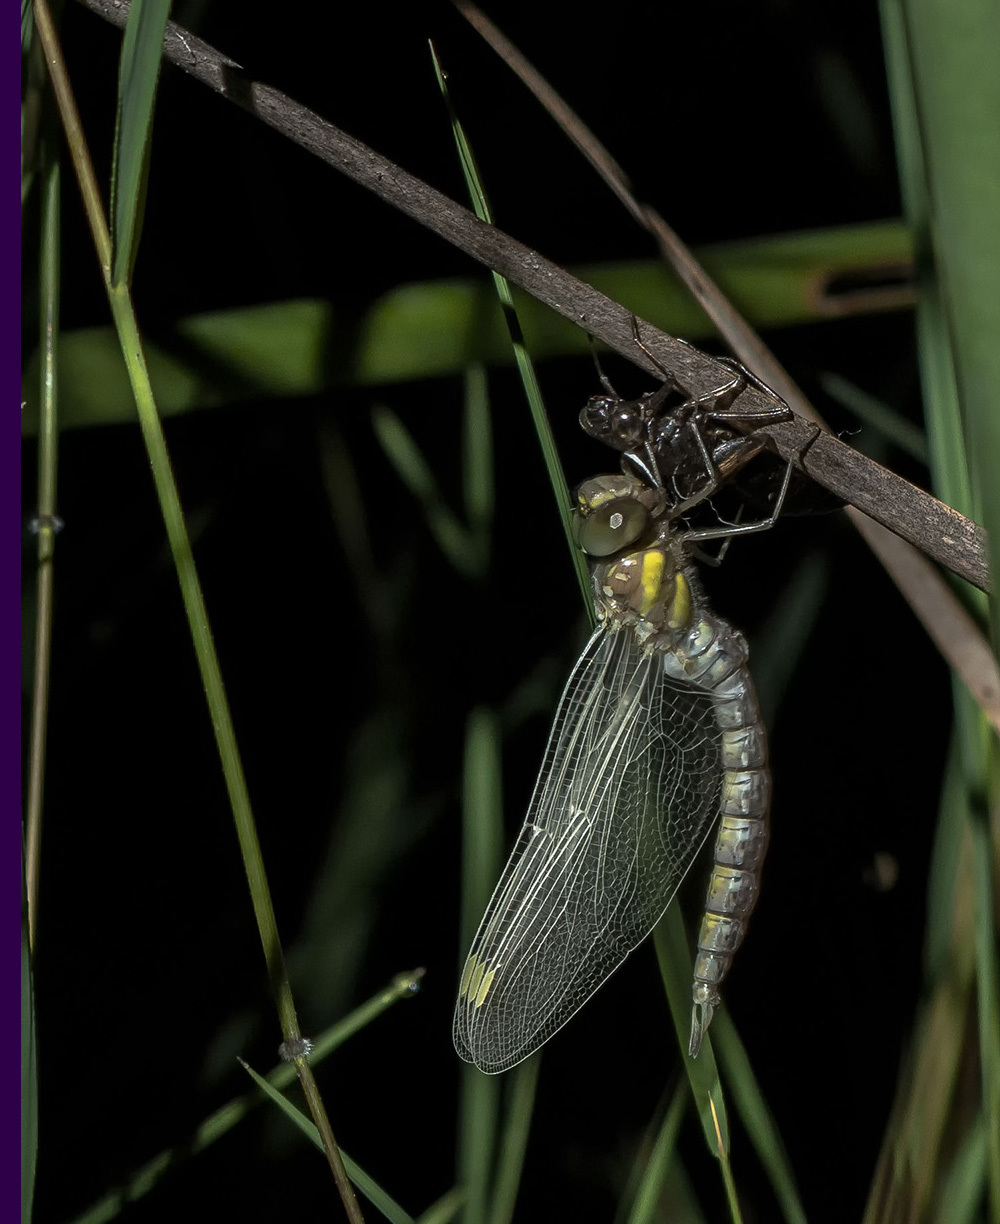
[23,2,948,1222]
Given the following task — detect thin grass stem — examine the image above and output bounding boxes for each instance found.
[25,153,61,948]
[32,5,362,1216]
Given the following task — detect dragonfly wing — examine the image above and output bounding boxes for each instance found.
[454,623,724,1073]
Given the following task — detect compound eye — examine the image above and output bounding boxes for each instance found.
[576,498,650,557]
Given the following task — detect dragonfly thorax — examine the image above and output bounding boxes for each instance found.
[596,548,694,641]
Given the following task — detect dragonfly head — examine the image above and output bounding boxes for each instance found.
[573,475,664,558]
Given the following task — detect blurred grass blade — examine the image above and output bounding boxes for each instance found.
[969,810,1000,1215]
[486,1056,539,1224]
[372,404,481,579]
[653,912,730,1154]
[819,371,928,465]
[924,742,966,981]
[935,1111,989,1224]
[621,1081,687,1224]
[455,709,504,1224]
[459,1068,499,1224]
[69,971,424,1224]
[21,222,914,434]
[417,1188,466,1224]
[110,0,170,285]
[430,39,591,616]
[240,1061,415,1224]
[750,552,828,730]
[462,364,494,545]
[712,1012,808,1224]
[457,708,504,1224]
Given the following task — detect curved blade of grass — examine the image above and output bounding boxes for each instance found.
[110,0,170,286]
[68,971,424,1224]
[653,914,730,1154]
[372,403,481,579]
[240,1060,415,1224]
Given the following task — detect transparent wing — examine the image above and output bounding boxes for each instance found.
[454,622,724,1073]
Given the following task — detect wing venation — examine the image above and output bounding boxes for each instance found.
[453,623,724,1073]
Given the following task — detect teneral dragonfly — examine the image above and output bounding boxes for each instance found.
[453,359,793,1074]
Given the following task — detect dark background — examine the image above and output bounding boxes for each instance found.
[23,2,948,1222]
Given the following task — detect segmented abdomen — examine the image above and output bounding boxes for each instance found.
[661,607,770,1056]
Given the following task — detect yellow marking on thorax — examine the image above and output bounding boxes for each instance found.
[667,571,693,629]
[638,551,666,616]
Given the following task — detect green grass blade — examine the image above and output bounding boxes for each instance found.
[240,1060,416,1224]
[430,40,591,615]
[750,552,828,730]
[716,1124,744,1224]
[621,1082,687,1224]
[21,853,37,1224]
[416,1188,466,1224]
[457,708,504,1224]
[934,1111,989,1224]
[486,1056,539,1224]
[712,1012,808,1224]
[969,809,1000,1216]
[653,912,730,1154]
[924,742,966,981]
[25,152,62,947]
[372,403,481,579]
[459,1067,499,1224]
[462,364,495,546]
[878,5,999,1223]
[897,0,1000,639]
[459,706,504,957]
[21,219,915,433]
[68,971,423,1224]
[110,0,170,286]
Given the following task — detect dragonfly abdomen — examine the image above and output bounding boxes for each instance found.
[663,606,770,1057]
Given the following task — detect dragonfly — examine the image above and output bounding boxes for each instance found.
[454,350,795,1074]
